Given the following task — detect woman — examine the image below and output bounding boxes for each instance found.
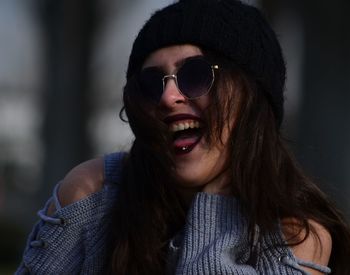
[17,0,350,274]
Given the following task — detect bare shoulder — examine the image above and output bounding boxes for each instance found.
[281,218,332,274]
[58,157,105,207]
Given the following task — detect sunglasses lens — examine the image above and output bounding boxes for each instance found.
[138,68,163,102]
[177,58,214,99]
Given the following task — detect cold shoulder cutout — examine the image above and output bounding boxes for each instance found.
[281,218,332,275]
[46,158,104,216]
[47,153,126,215]
[58,158,105,207]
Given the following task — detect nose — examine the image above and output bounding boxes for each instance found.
[159,77,186,108]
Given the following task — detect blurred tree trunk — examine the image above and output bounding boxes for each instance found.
[261,0,350,217]
[38,0,97,204]
[297,0,350,217]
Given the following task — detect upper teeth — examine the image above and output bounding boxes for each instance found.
[170,120,200,132]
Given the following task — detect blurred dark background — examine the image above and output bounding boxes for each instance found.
[0,0,349,273]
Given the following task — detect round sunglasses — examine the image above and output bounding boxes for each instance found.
[137,57,219,102]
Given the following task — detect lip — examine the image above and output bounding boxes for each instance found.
[163,113,203,125]
[163,113,204,156]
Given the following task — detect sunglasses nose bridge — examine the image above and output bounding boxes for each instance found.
[162,74,182,95]
[159,74,187,106]
[162,74,177,88]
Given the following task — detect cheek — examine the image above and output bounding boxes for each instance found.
[196,95,211,109]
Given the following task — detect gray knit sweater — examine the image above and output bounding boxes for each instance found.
[16,152,331,274]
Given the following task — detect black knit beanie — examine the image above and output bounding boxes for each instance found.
[126,0,286,126]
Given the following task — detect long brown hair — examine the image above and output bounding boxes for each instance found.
[110,51,350,274]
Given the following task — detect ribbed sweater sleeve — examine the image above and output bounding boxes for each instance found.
[15,187,117,275]
[15,152,124,275]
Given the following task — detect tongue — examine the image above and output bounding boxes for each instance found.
[173,136,199,148]
[173,130,201,149]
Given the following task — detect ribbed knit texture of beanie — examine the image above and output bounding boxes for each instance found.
[126,0,286,126]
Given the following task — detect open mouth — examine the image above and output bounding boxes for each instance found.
[169,119,203,155]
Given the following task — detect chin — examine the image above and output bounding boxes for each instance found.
[175,172,208,189]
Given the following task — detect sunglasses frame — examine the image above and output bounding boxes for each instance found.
[138,58,220,102]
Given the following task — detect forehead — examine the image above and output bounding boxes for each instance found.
[142,44,203,70]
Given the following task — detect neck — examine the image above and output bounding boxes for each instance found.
[175,185,202,209]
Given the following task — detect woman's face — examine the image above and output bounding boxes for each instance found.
[142,45,233,190]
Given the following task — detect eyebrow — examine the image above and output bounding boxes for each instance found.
[174,55,203,67]
[142,55,204,71]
